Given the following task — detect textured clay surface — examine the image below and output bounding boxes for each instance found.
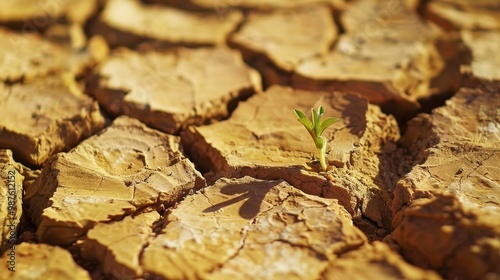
[90,47,261,134]
[425,0,500,31]
[25,116,205,245]
[322,242,441,280]
[0,76,106,166]
[229,4,337,73]
[340,0,440,42]
[293,34,442,109]
[142,176,368,279]
[90,0,243,48]
[183,85,400,235]
[0,0,97,29]
[1,0,499,279]
[290,0,449,119]
[0,28,104,83]
[390,85,500,279]
[393,86,500,213]
[0,243,91,279]
[461,31,500,82]
[82,211,160,279]
[391,195,500,280]
[0,150,24,253]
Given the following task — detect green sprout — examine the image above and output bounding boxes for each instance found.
[294,105,339,171]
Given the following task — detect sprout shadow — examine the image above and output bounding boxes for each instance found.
[340,93,367,137]
[203,180,281,220]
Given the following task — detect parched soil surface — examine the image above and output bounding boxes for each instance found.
[0,0,499,279]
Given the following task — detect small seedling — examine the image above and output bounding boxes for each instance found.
[294,105,339,171]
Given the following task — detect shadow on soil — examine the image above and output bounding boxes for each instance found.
[203,180,280,220]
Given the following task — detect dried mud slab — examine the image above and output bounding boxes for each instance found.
[390,85,500,278]
[293,33,443,116]
[183,86,400,235]
[0,150,24,253]
[90,47,261,134]
[393,85,500,212]
[461,31,500,82]
[90,0,243,48]
[141,176,367,279]
[0,243,90,279]
[339,0,466,102]
[229,4,336,85]
[322,242,441,280]
[0,0,97,29]
[292,0,445,118]
[391,195,500,279]
[25,116,205,245]
[0,28,106,83]
[0,28,67,82]
[82,211,160,279]
[425,0,500,31]
[340,0,440,42]
[0,75,106,166]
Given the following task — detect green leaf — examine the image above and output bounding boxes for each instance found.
[312,106,326,136]
[311,108,317,128]
[317,117,339,136]
[293,109,307,119]
[294,109,313,132]
[318,105,325,116]
[296,117,314,133]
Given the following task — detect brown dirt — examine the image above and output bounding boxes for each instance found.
[0,0,499,279]
[25,115,205,245]
[0,243,92,279]
[228,4,337,85]
[89,0,243,48]
[88,46,261,134]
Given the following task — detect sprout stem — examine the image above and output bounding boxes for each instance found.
[318,146,327,171]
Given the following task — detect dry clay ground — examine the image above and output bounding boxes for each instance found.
[0,0,499,279]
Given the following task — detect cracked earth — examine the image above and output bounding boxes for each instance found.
[0,0,499,279]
